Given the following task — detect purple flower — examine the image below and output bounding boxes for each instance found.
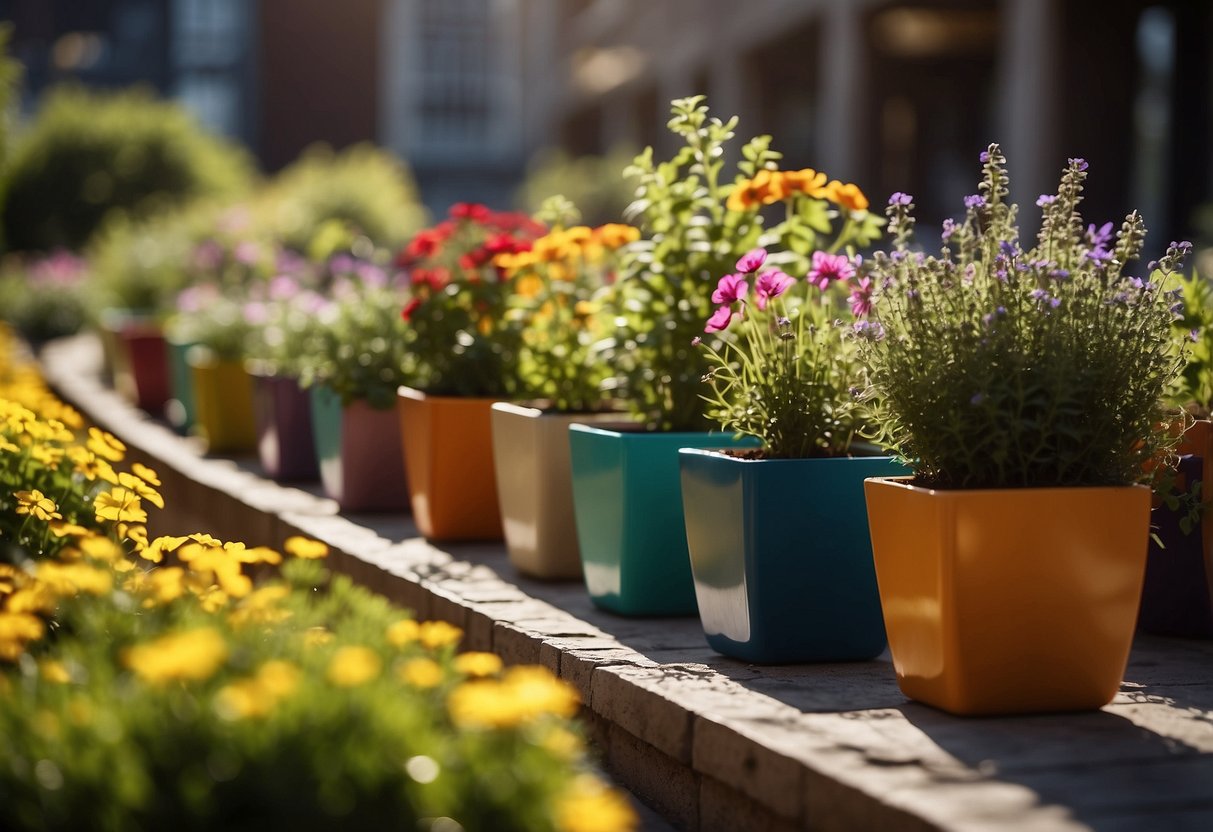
[1086,222,1114,249]
[963,194,987,210]
[848,277,873,316]
[269,275,300,301]
[941,218,958,242]
[705,306,734,333]
[1049,268,1071,281]
[712,273,749,305]
[979,150,990,163]
[735,248,767,274]
[691,336,703,346]
[1082,247,1113,265]
[999,241,1018,258]
[1036,194,1057,207]
[888,192,913,206]
[776,316,791,327]
[754,270,795,311]
[192,241,225,272]
[234,241,261,266]
[243,301,269,325]
[1191,329,1201,343]
[852,320,885,340]
[1068,158,1089,172]
[1171,302,1185,315]
[807,251,855,290]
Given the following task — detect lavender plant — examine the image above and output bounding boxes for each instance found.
[858,144,1188,489]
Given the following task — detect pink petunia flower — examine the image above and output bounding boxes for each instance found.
[754,270,795,311]
[848,276,873,316]
[705,305,735,333]
[712,273,749,305]
[735,248,767,274]
[807,251,855,290]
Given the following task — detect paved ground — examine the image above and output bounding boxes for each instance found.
[41,335,1213,832]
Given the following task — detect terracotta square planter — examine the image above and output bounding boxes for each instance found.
[99,309,169,413]
[309,384,409,512]
[864,476,1150,715]
[397,386,501,541]
[490,403,623,579]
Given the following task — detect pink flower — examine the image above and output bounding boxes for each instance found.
[848,277,873,316]
[712,273,749,305]
[705,305,735,333]
[807,251,855,290]
[736,248,767,274]
[754,270,795,311]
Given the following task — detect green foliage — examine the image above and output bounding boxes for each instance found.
[515,146,638,227]
[0,25,24,177]
[1169,270,1213,416]
[859,145,1187,488]
[298,259,412,409]
[0,252,89,345]
[601,96,883,432]
[2,86,252,253]
[262,143,427,253]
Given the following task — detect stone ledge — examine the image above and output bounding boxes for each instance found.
[41,335,1213,832]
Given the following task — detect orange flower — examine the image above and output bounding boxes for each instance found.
[785,168,829,198]
[825,180,869,212]
[592,224,640,249]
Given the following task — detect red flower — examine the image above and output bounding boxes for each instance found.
[410,267,449,291]
[401,297,423,322]
[450,203,491,223]
[484,232,520,256]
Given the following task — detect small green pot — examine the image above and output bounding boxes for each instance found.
[568,424,758,616]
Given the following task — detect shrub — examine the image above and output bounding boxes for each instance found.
[0,251,89,346]
[2,86,252,253]
[515,146,639,227]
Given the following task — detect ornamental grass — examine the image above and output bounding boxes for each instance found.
[0,326,634,831]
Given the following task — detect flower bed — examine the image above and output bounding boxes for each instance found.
[0,327,635,831]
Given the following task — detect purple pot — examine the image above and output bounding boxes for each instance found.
[1139,454,1213,638]
[310,385,409,512]
[252,371,320,482]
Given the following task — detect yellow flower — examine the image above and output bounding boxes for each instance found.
[86,427,125,462]
[77,535,123,563]
[419,620,463,650]
[327,646,382,687]
[30,445,64,469]
[0,612,45,661]
[0,436,19,453]
[93,487,146,524]
[36,561,113,596]
[40,660,71,684]
[228,585,292,628]
[453,651,503,678]
[141,567,186,607]
[141,535,187,564]
[541,726,583,760]
[825,180,870,212]
[6,585,55,614]
[447,666,579,729]
[123,627,228,684]
[554,775,639,832]
[304,626,334,648]
[131,462,161,486]
[48,520,91,538]
[592,224,640,249]
[386,618,420,647]
[398,657,444,689]
[283,536,328,559]
[68,447,116,482]
[214,660,301,720]
[14,489,62,522]
[515,274,544,298]
[117,472,164,509]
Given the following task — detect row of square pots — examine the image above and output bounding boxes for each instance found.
[108,322,1213,716]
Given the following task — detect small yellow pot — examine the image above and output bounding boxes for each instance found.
[188,348,256,454]
[864,476,1150,716]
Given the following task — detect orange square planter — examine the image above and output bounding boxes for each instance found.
[864,477,1150,716]
[397,386,502,542]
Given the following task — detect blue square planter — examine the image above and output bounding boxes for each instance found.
[568,425,758,616]
[679,448,907,663]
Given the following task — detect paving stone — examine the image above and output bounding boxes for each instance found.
[605,722,700,831]
[692,717,804,820]
[698,774,803,832]
[591,665,695,763]
[492,621,545,666]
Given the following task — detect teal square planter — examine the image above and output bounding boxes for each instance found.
[568,425,758,616]
[165,336,199,434]
[679,448,908,663]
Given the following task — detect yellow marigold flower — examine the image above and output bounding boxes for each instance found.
[257,660,301,698]
[6,585,55,615]
[283,536,328,559]
[398,657,444,689]
[124,627,228,684]
[131,462,161,486]
[117,472,164,509]
[214,661,300,720]
[593,224,640,249]
[141,535,186,564]
[187,532,223,547]
[93,487,146,524]
[86,427,125,462]
[78,535,122,563]
[825,180,870,212]
[228,585,292,628]
[235,546,283,565]
[40,660,71,684]
[447,666,579,729]
[573,300,597,318]
[142,567,186,607]
[30,445,65,469]
[36,562,113,596]
[386,618,420,647]
[0,436,19,453]
[304,626,334,648]
[0,612,45,644]
[541,726,583,760]
[48,520,91,538]
[14,490,62,522]
[515,274,543,298]
[453,651,503,678]
[419,620,463,650]
[554,775,639,832]
[502,666,580,719]
[327,646,382,687]
[118,522,148,549]
[195,585,229,613]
